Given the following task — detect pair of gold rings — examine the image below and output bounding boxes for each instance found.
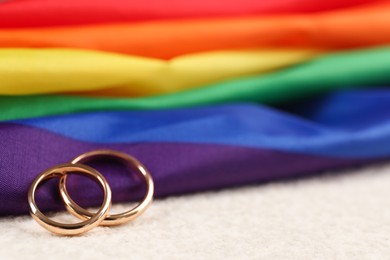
[27,150,154,236]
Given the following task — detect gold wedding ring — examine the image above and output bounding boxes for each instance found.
[60,150,154,226]
[28,163,112,236]
[28,150,154,235]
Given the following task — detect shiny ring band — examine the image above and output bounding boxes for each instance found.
[28,163,112,236]
[59,150,154,226]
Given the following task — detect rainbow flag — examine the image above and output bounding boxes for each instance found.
[0,0,389,215]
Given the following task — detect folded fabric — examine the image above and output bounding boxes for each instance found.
[0,48,318,96]
[2,89,390,215]
[12,94,390,158]
[0,46,389,121]
[0,2,388,59]
[0,0,378,28]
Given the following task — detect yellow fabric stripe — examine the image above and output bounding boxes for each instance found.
[0,48,321,96]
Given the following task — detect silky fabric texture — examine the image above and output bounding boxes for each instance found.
[0,131,369,216]
[0,46,388,116]
[11,92,390,158]
[2,89,390,215]
[0,0,379,28]
[0,2,389,59]
[0,48,318,96]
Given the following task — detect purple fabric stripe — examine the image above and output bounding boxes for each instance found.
[0,123,373,215]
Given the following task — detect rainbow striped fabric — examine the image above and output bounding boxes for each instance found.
[1,0,389,215]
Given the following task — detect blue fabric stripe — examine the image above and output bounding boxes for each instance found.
[10,90,390,158]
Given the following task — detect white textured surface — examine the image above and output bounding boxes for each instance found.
[1,163,390,260]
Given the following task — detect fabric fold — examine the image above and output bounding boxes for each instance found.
[0,89,390,215]
[0,0,379,28]
[0,48,318,96]
[0,128,370,216]
[0,47,389,120]
[6,88,390,215]
[0,2,388,58]
[10,96,390,158]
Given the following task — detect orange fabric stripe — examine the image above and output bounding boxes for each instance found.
[0,2,389,59]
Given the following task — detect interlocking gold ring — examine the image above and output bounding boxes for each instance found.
[28,163,112,236]
[59,150,154,226]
